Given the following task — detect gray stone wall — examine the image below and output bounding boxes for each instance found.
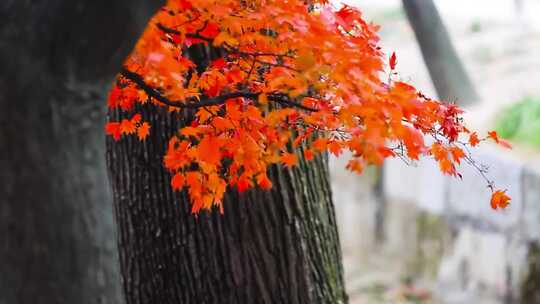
[381,145,540,303]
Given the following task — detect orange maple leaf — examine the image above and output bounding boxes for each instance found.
[469,132,480,147]
[197,136,222,165]
[280,153,298,168]
[237,176,251,193]
[488,131,512,149]
[256,173,273,190]
[449,146,465,164]
[312,138,328,152]
[137,122,151,140]
[346,159,363,174]
[304,149,315,161]
[120,119,136,135]
[108,86,122,108]
[105,122,122,141]
[490,190,511,210]
[328,141,342,157]
[171,173,185,190]
[131,113,142,124]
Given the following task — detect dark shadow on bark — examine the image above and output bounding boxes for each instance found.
[0,1,161,303]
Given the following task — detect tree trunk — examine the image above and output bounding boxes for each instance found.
[107,108,347,303]
[0,1,160,303]
[515,0,524,16]
[402,0,479,105]
[521,242,540,303]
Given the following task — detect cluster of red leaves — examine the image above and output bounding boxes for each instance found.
[106,0,510,213]
[106,113,151,141]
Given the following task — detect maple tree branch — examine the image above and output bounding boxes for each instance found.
[156,23,214,43]
[120,68,317,112]
[156,23,293,59]
[233,51,294,59]
[252,59,299,72]
[156,22,181,34]
[269,93,318,112]
[120,68,257,108]
[246,57,257,81]
[194,20,209,35]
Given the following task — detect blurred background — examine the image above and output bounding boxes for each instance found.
[331,0,540,303]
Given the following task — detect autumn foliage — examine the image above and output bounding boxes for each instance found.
[106,0,510,213]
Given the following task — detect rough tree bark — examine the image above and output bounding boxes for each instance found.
[107,107,347,304]
[402,0,479,105]
[107,43,347,304]
[0,1,160,303]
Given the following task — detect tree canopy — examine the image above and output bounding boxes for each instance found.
[106,0,511,213]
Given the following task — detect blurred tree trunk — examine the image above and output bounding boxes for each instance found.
[373,167,387,244]
[515,0,524,16]
[402,0,479,105]
[0,1,160,303]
